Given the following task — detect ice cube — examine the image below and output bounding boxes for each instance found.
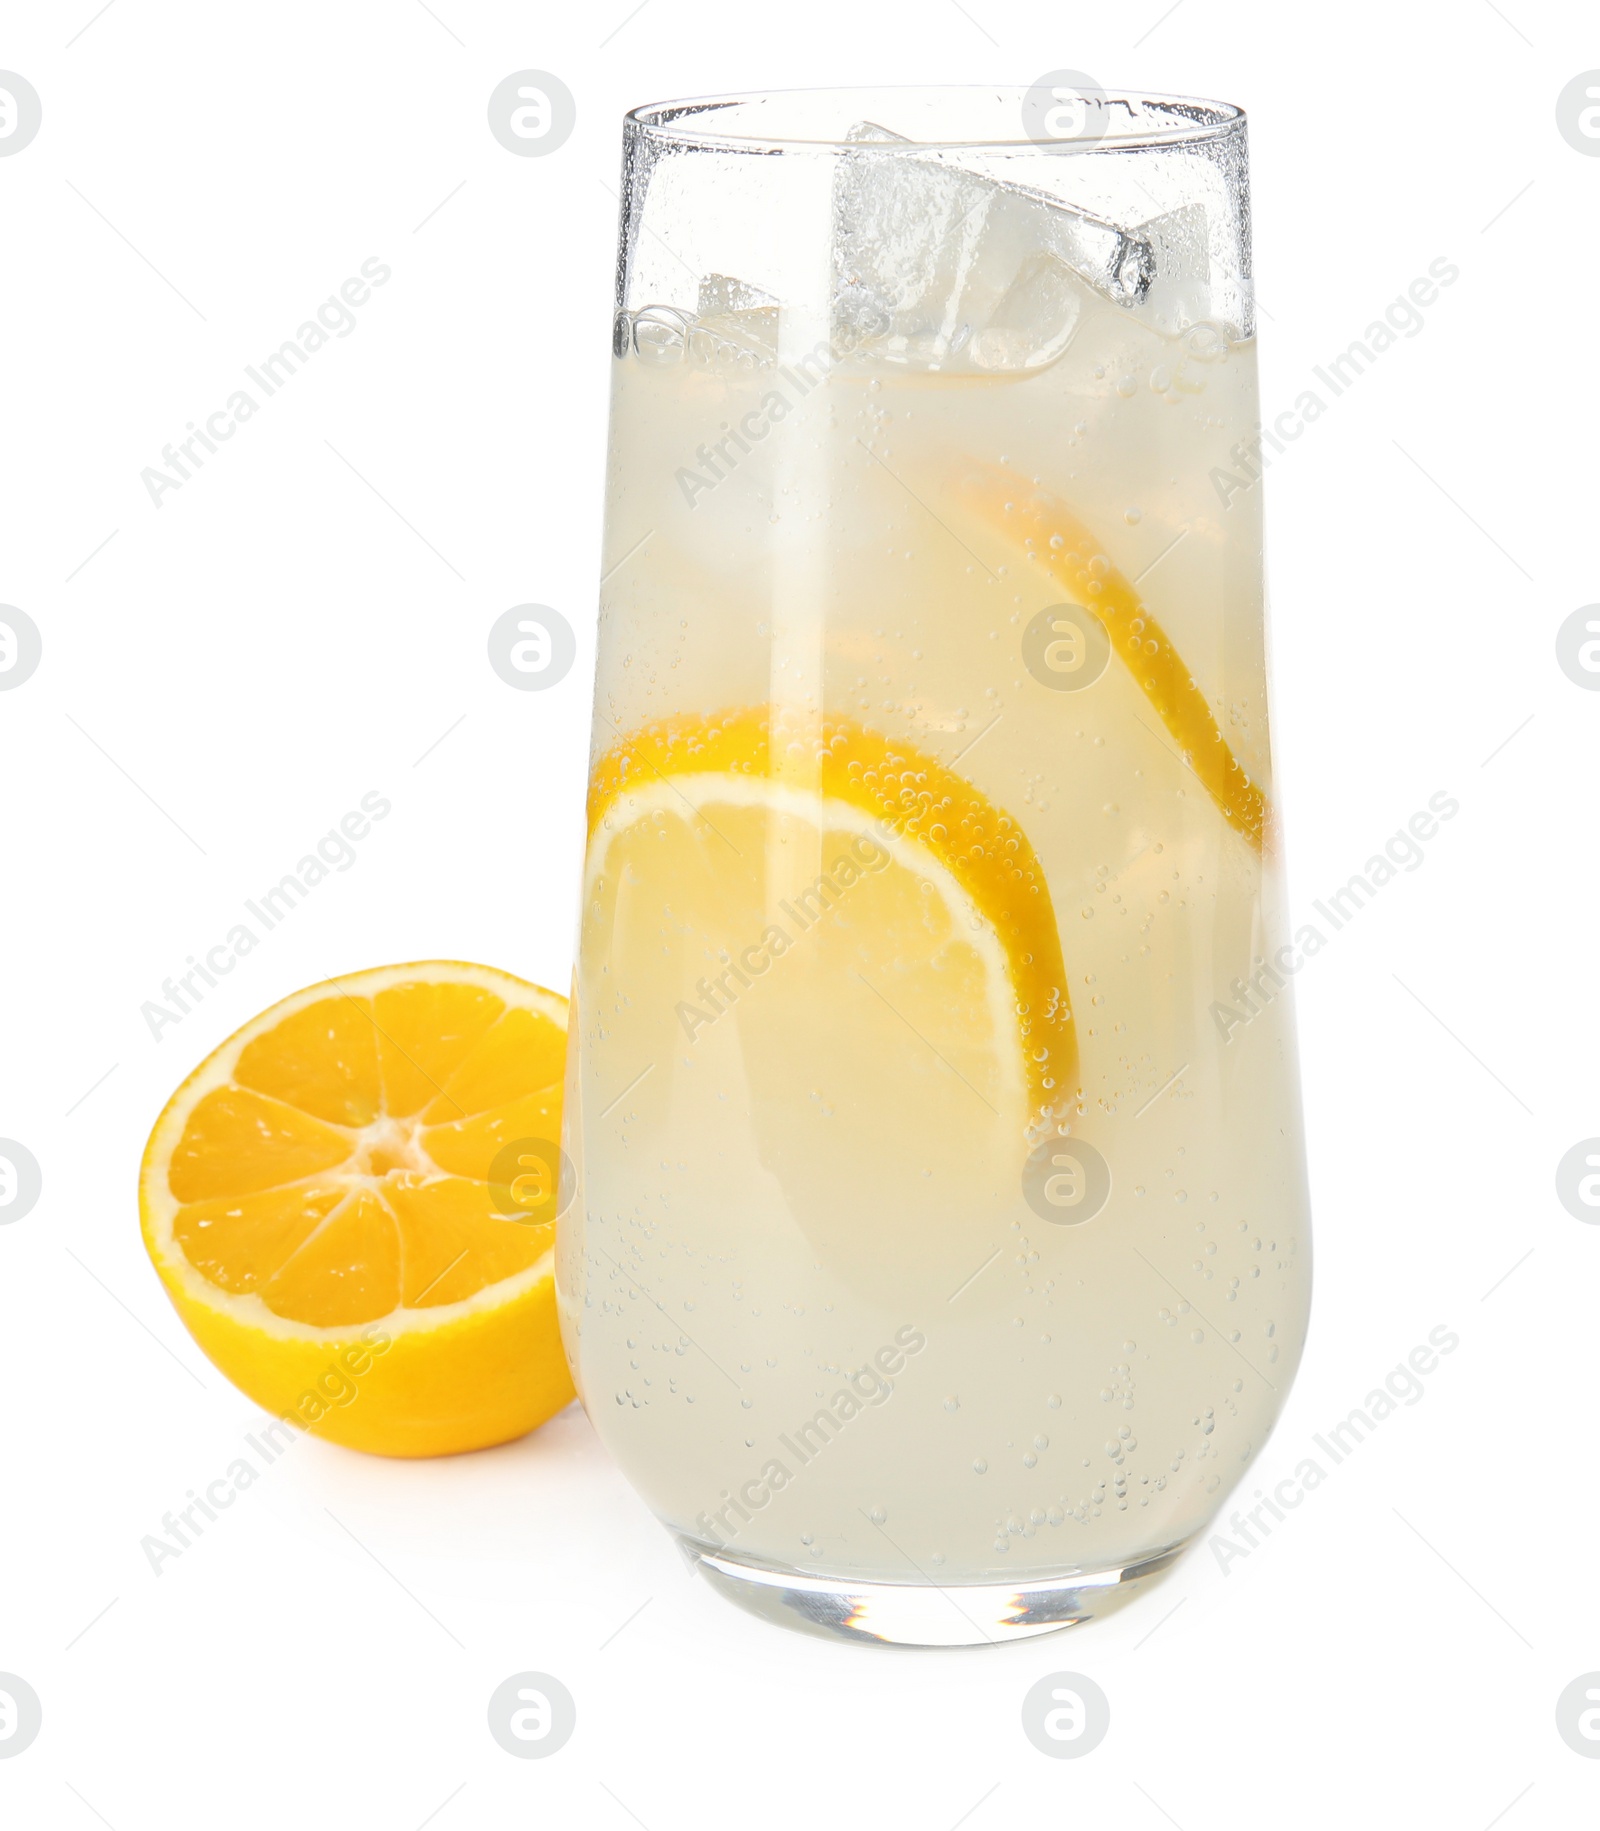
[966,250,1089,373]
[697,272,778,317]
[615,277,781,371]
[690,272,780,366]
[831,129,1162,373]
[1126,203,1221,339]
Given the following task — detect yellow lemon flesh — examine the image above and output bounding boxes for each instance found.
[139,961,575,1457]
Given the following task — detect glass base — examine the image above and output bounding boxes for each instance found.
[675,1534,1189,1647]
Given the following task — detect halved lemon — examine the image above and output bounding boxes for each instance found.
[139,961,576,1457]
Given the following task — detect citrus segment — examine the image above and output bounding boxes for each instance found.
[168,1086,352,1202]
[422,1004,567,1123]
[386,1176,555,1308]
[234,995,382,1126]
[373,979,508,1117]
[259,1189,401,1327]
[172,1183,347,1294]
[422,1086,563,1179]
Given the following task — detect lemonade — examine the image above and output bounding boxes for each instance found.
[559,90,1311,1642]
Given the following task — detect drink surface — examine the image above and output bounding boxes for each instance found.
[561,202,1311,1583]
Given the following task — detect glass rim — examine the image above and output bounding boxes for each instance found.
[626,85,1246,153]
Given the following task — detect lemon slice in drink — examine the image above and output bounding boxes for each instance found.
[588,708,1075,1119]
[581,710,1073,1289]
[139,962,576,1457]
[953,460,1269,850]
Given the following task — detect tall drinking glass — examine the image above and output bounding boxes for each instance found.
[559,87,1311,1645]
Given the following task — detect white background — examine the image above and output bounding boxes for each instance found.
[1,0,1595,1823]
